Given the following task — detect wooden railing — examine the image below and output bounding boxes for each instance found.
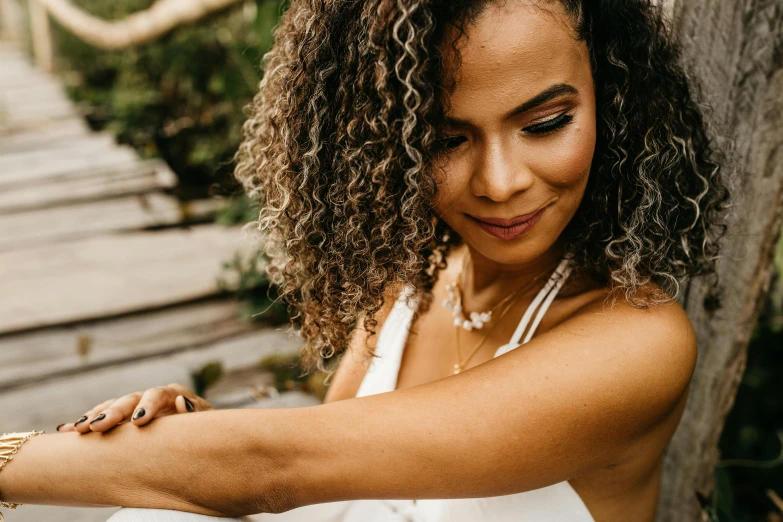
[0,0,244,71]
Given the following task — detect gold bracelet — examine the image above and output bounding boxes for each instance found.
[0,430,46,519]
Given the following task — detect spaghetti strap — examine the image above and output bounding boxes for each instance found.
[507,256,572,347]
[521,259,573,345]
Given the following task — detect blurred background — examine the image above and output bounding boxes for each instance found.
[0,1,780,521]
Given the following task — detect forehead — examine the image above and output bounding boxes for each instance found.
[441,2,590,117]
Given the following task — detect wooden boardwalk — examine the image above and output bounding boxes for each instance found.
[0,42,316,522]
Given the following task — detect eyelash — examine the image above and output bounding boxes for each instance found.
[435,112,575,152]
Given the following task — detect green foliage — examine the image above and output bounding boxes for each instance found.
[51,0,283,199]
[258,352,329,400]
[214,193,261,226]
[190,361,224,397]
[50,0,290,329]
[217,248,288,325]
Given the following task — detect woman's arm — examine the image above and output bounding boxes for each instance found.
[0,407,293,517]
[273,295,697,510]
[0,295,696,517]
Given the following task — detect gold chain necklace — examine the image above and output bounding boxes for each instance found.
[445,250,522,331]
[452,253,554,374]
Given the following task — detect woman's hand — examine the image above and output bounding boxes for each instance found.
[56,383,214,434]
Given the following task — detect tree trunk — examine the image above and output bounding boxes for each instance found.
[657,1,783,521]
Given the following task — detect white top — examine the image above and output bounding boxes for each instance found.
[252,255,596,522]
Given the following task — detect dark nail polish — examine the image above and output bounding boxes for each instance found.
[74,415,88,426]
[56,423,65,432]
[184,397,195,412]
[132,408,145,421]
[90,413,106,424]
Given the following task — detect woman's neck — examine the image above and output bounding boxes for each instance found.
[458,241,567,309]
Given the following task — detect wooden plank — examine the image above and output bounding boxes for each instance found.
[0,81,72,107]
[0,159,176,213]
[1,98,78,119]
[0,96,76,118]
[0,224,252,334]
[0,98,78,128]
[0,118,91,154]
[0,113,87,138]
[0,328,304,433]
[0,138,138,186]
[0,132,115,162]
[0,192,187,250]
[0,299,259,391]
[0,55,55,84]
[0,0,25,41]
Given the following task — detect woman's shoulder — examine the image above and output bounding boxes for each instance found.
[322,283,405,404]
[565,278,698,392]
[567,275,695,336]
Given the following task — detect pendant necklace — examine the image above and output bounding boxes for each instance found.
[447,250,554,374]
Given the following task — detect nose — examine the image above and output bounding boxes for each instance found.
[470,138,534,202]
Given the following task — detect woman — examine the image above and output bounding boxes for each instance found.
[0,1,728,521]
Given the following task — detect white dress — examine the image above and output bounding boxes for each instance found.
[252,255,596,522]
[107,256,596,522]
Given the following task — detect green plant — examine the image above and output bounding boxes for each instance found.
[217,249,289,325]
[258,352,328,401]
[51,0,284,199]
[214,193,260,226]
[190,361,224,397]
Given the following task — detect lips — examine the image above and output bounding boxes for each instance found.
[470,206,547,228]
[467,205,549,241]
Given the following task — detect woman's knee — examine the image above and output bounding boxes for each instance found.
[106,507,253,522]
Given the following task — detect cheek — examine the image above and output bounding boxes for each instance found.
[530,118,596,187]
[431,163,464,215]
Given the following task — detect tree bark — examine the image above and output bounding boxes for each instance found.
[658,1,783,520]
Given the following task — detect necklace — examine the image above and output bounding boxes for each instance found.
[450,254,555,374]
[443,251,521,331]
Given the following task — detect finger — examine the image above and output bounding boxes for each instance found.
[71,397,124,434]
[130,386,178,426]
[175,395,201,414]
[88,393,145,433]
[183,394,215,412]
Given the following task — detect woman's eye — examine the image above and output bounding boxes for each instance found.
[435,113,573,152]
[435,135,467,152]
[523,112,574,135]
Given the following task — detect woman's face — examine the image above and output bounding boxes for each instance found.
[433,1,596,268]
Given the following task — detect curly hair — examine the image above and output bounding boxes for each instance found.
[233,0,730,378]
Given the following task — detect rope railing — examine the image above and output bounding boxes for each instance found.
[12,0,245,71]
[38,0,243,49]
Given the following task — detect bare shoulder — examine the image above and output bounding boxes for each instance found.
[322,284,404,404]
[567,280,698,421]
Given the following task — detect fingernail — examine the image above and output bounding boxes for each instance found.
[74,415,88,426]
[90,413,106,425]
[184,397,195,412]
[132,408,145,421]
[56,423,65,432]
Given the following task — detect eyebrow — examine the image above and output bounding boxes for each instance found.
[444,83,578,126]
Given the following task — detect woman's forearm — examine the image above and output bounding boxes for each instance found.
[0,408,296,517]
